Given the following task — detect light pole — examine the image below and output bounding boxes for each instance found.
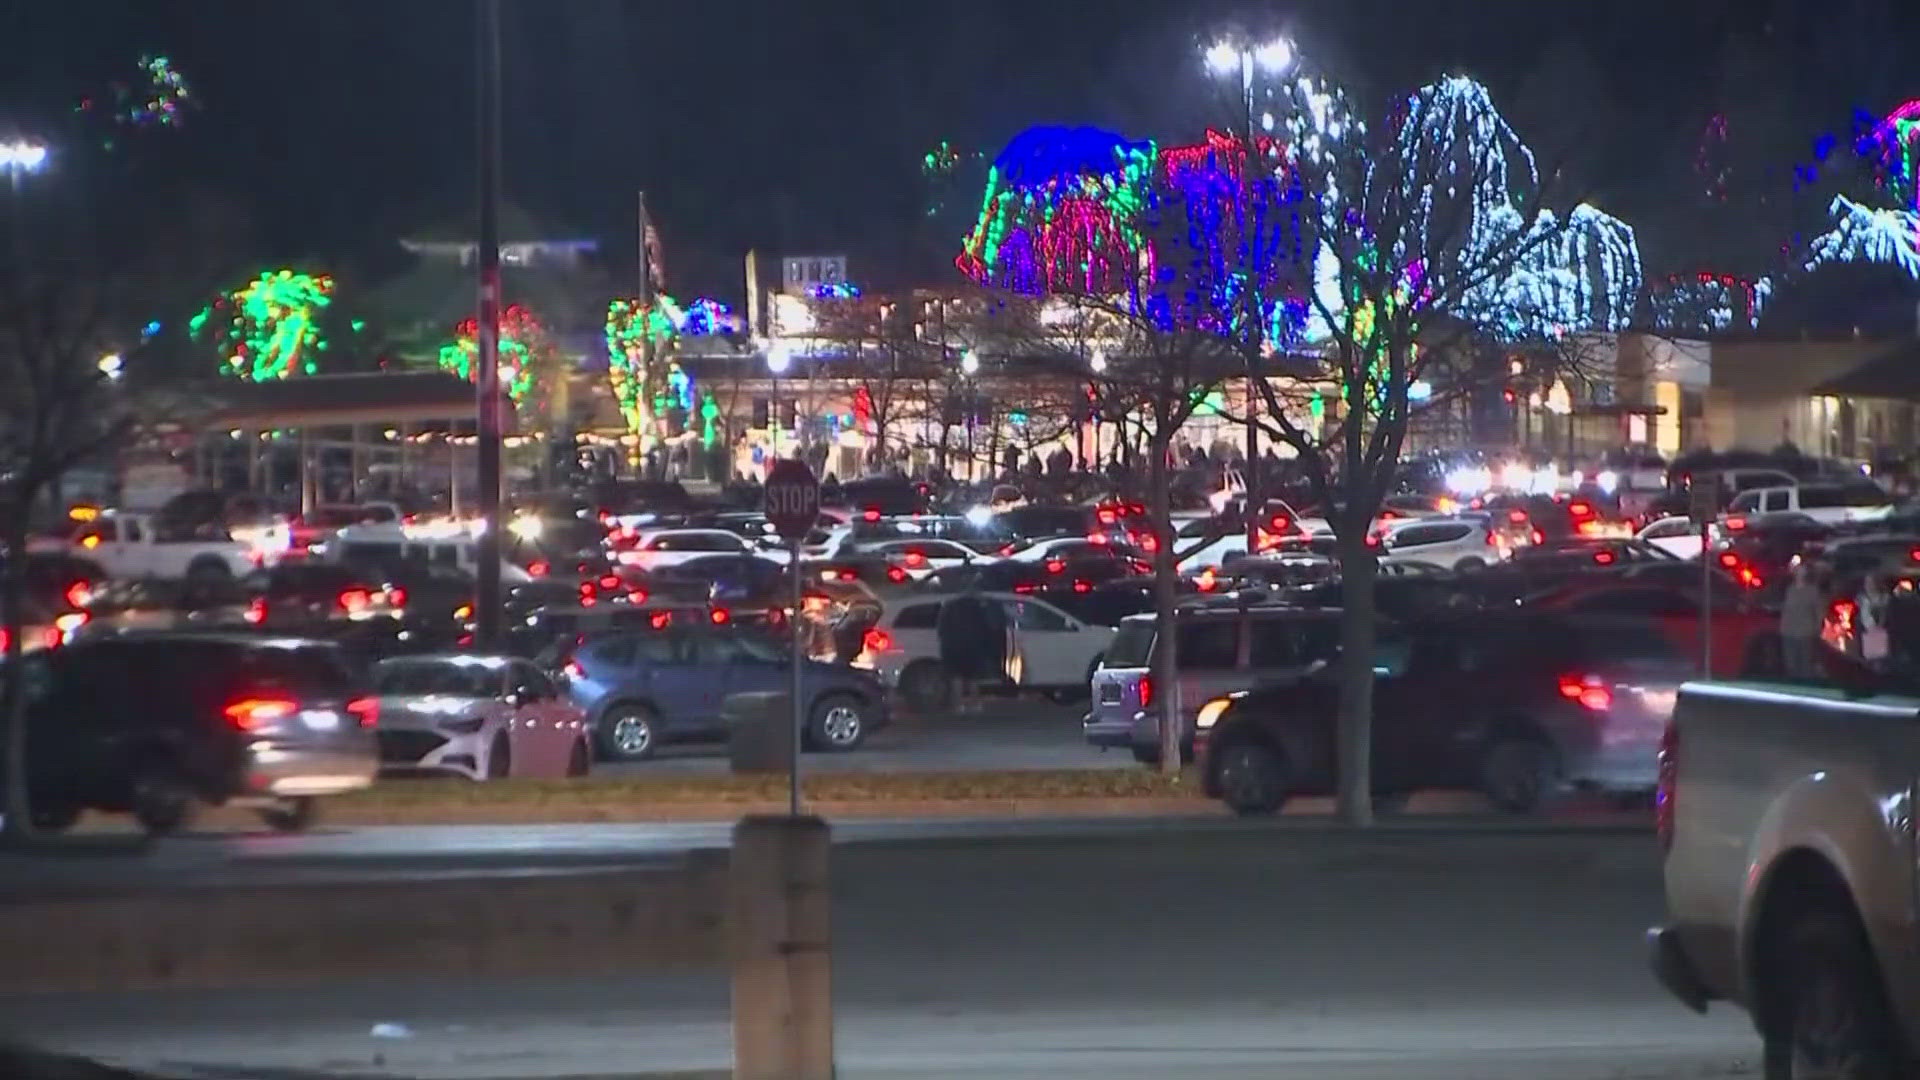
[960,349,980,482]
[1204,34,1292,554]
[473,0,505,651]
[766,339,792,463]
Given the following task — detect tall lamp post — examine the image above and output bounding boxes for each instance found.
[766,340,792,462]
[960,349,981,482]
[1204,34,1293,555]
[473,0,505,650]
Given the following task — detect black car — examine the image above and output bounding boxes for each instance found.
[1195,612,1689,816]
[10,633,377,834]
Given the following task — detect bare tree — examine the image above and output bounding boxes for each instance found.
[802,295,927,473]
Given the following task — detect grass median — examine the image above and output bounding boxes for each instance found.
[317,768,1209,824]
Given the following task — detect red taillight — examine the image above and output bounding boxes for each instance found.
[386,586,407,607]
[1656,721,1679,852]
[346,696,379,728]
[244,597,267,624]
[1097,508,1117,525]
[838,569,857,582]
[1909,547,1920,563]
[1557,674,1612,711]
[579,581,597,598]
[1833,598,1858,632]
[886,566,908,583]
[1530,528,1545,545]
[1738,567,1763,589]
[1724,516,1746,531]
[0,627,10,653]
[1073,578,1094,593]
[225,696,298,730]
[862,628,894,653]
[1569,501,1593,518]
[564,660,586,679]
[862,508,881,522]
[1379,510,1398,521]
[64,581,92,608]
[600,574,621,589]
[627,589,648,604]
[1195,569,1218,592]
[1593,550,1616,565]
[650,610,672,628]
[528,559,550,577]
[1138,675,1153,708]
[710,607,731,625]
[1508,509,1527,523]
[1717,552,1740,569]
[1137,533,1156,553]
[338,587,371,612]
[1013,582,1038,594]
[903,550,926,567]
[1086,531,1111,545]
[1268,515,1289,533]
[1045,558,1065,573]
[998,544,1016,556]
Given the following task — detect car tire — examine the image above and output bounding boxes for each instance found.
[1130,745,1161,766]
[1453,557,1487,572]
[258,797,318,834]
[566,739,592,778]
[1215,741,1289,816]
[596,704,658,762]
[1481,736,1558,814]
[899,661,950,713]
[29,805,79,834]
[485,733,513,779]
[185,557,231,584]
[808,694,869,752]
[1765,908,1902,1080]
[130,763,196,837]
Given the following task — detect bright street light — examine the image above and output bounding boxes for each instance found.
[960,349,980,376]
[1090,348,1108,374]
[0,141,47,172]
[1203,35,1293,81]
[765,339,792,375]
[97,353,123,380]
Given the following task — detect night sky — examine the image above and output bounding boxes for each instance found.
[2,0,1915,300]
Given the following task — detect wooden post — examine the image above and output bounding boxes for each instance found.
[730,814,834,1080]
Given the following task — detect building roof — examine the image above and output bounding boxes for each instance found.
[1811,338,1920,398]
[198,371,497,428]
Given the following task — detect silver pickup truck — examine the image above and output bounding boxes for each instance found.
[1650,679,1920,1078]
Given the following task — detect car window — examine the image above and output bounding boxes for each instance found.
[1248,619,1315,668]
[1176,619,1239,670]
[1796,488,1838,510]
[1105,620,1155,667]
[892,603,941,630]
[1643,519,1689,539]
[1728,491,1760,513]
[509,662,556,701]
[1391,523,1470,548]
[587,637,636,665]
[1011,601,1070,632]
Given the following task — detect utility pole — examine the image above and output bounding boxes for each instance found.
[1238,50,1263,557]
[638,191,656,477]
[473,0,504,650]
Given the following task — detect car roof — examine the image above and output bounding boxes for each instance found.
[76,630,332,649]
[376,653,511,668]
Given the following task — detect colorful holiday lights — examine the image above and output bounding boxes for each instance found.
[438,304,550,403]
[78,54,193,133]
[194,270,334,381]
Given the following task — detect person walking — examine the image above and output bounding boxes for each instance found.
[937,590,1008,715]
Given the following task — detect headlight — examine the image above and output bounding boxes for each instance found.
[1195,697,1232,731]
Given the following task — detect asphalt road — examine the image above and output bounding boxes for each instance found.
[0,822,1757,1079]
[605,696,1131,775]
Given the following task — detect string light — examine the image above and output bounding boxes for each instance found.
[438,304,550,403]
[194,270,335,381]
[1804,195,1920,279]
[77,54,194,136]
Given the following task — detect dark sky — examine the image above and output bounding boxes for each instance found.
[3,0,1916,300]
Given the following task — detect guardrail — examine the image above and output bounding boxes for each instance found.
[0,815,832,1080]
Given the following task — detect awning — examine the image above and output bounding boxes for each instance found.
[1811,339,1920,398]
[196,372,500,428]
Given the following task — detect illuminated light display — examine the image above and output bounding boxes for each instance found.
[1649,272,1772,333]
[438,304,552,403]
[1804,195,1920,279]
[195,270,335,381]
[604,295,737,436]
[78,54,193,133]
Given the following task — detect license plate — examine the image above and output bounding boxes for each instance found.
[1099,684,1122,704]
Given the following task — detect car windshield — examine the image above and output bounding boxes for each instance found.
[373,659,499,697]
[1105,620,1156,667]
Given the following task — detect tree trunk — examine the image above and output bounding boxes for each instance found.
[1,512,34,843]
[1147,431,1182,776]
[1333,527,1377,827]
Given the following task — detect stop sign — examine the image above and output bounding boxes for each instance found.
[764,458,820,540]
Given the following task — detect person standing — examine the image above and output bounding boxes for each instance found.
[937,590,1008,715]
[1779,560,1827,679]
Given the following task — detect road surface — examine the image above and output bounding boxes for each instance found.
[0,821,1756,1079]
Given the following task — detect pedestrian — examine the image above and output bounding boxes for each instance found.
[937,590,1008,715]
[1779,560,1826,679]
[1857,574,1895,667]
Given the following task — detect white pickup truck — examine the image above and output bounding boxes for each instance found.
[1652,678,1920,1077]
[59,511,274,581]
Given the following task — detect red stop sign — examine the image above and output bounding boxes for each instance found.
[764,458,820,540]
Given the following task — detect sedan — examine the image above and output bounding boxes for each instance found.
[371,654,591,779]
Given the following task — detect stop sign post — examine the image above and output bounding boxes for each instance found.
[764,459,819,815]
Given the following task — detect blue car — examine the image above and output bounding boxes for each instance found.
[565,622,887,761]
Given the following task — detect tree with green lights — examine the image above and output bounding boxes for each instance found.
[192,269,337,381]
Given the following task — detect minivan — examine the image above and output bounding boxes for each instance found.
[1085,604,1342,764]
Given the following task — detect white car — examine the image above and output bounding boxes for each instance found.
[1726,481,1892,526]
[852,592,1115,710]
[1377,517,1507,572]
[616,528,761,570]
[854,538,988,581]
[1636,516,1705,560]
[1176,534,1247,575]
[1006,536,1130,562]
[371,655,591,780]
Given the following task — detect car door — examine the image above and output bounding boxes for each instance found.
[687,628,778,727]
[1371,629,1470,792]
[628,627,708,729]
[1004,598,1082,686]
[506,661,570,775]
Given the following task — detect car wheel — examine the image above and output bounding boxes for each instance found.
[1481,736,1557,814]
[597,704,658,762]
[258,797,317,834]
[1130,745,1161,766]
[29,805,79,834]
[485,733,513,779]
[1765,909,1901,1080]
[566,739,592,778]
[1453,556,1486,572]
[808,694,868,752]
[899,661,950,713]
[185,558,231,585]
[1215,742,1289,816]
[130,763,196,837]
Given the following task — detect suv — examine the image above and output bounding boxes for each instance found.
[11,633,377,834]
[1195,613,1689,815]
[565,622,887,761]
[1378,517,1506,572]
[850,592,1114,710]
[1087,605,1342,764]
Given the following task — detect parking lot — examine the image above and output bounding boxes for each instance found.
[599,695,1125,776]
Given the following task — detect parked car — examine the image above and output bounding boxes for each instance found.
[1087,604,1343,764]
[241,563,405,629]
[370,654,590,779]
[614,528,762,570]
[1728,480,1892,526]
[10,632,377,834]
[64,510,275,582]
[1377,517,1508,572]
[851,592,1115,710]
[1195,612,1688,815]
[564,622,887,761]
[1637,515,1706,560]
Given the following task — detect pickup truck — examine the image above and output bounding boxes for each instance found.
[1651,679,1920,1077]
[56,511,275,581]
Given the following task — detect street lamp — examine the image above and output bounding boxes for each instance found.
[960,349,980,376]
[766,340,792,459]
[1202,32,1294,554]
[1089,347,1108,375]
